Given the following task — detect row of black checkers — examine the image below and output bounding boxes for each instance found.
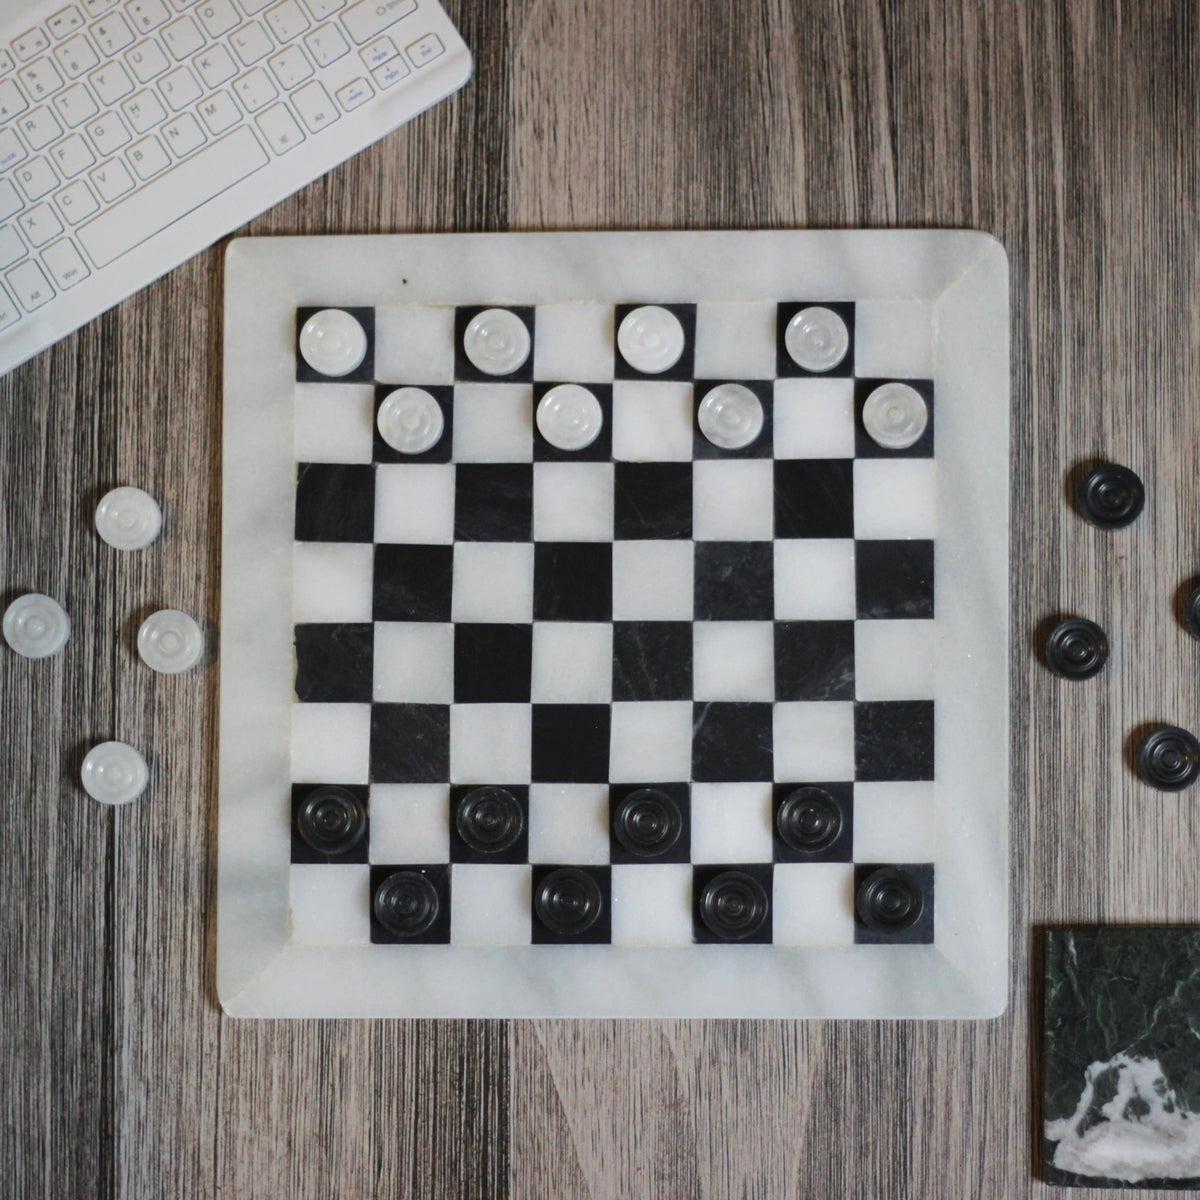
[295,782,928,944]
[1042,461,1200,790]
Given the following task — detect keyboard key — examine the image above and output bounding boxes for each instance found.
[360,36,395,68]
[341,0,416,45]
[303,0,345,17]
[19,203,65,247]
[13,30,51,63]
[239,0,274,12]
[16,158,60,202]
[19,107,65,150]
[371,57,408,89]
[19,59,66,101]
[127,133,169,177]
[55,82,100,126]
[49,132,96,177]
[266,1,309,42]
[90,157,135,200]
[0,79,29,120]
[122,88,166,131]
[407,33,443,67]
[162,15,204,58]
[305,24,347,67]
[53,34,100,78]
[48,7,87,38]
[0,285,20,329]
[0,128,28,171]
[194,44,237,87]
[90,61,135,104]
[126,38,169,81]
[87,111,131,154]
[83,0,121,14]
[291,79,336,132]
[231,23,272,66]
[159,64,201,108]
[197,89,239,133]
[256,102,303,153]
[196,0,238,36]
[55,178,101,222]
[0,226,27,268]
[232,67,276,112]
[334,76,371,110]
[8,259,55,311]
[77,125,267,267]
[42,237,90,288]
[90,13,135,53]
[127,0,171,32]
[0,180,23,221]
[162,111,205,155]
[0,50,13,76]
[268,44,312,89]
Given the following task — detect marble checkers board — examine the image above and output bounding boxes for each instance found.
[219,231,1010,1018]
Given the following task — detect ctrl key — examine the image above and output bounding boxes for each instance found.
[6,258,54,312]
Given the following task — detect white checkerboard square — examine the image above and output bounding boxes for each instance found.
[368,784,450,862]
[452,383,534,462]
[374,622,454,703]
[291,703,370,784]
[612,380,694,461]
[375,464,456,544]
[854,620,935,701]
[528,783,610,863]
[772,863,856,946]
[450,704,532,784]
[854,459,936,539]
[852,781,935,861]
[774,540,856,620]
[773,377,855,458]
[533,462,615,541]
[612,540,694,620]
[690,782,773,862]
[611,865,693,946]
[531,622,613,703]
[609,701,693,782]
[533,303,615,382]
[693,621,775,701]
[293,543,373,623]
[374,304,457,384]
[853,300,934,378]
[294,384,375,463]
[773,702,855,781]
[452,543,534,622]
[694,301,777,378]
[693,459,774,541]
[451,864,532,945]
[289,864,371,945]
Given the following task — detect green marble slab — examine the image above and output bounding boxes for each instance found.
[1044,927,1200,1188]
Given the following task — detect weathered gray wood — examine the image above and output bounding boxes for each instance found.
[3,1,1198,1196]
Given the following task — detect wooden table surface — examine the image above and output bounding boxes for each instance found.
[4,2,1198,1196]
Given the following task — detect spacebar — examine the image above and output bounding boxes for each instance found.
[77,128,269,270]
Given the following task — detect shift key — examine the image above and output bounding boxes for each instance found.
[76,127,267,269]
[341,0,417,44]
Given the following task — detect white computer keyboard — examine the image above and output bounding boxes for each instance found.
[0,0,471,375]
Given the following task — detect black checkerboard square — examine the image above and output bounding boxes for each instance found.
[771,782,853,864]
[533,382,613,461]
[530,864,612,944]
[290,783,370,864]
[608,782,691,864]
[296,306,375,383]
[295,463,375,543]
[854,378,934,458]
[369,864,451,944]
[775,301,855,378]
[532,704,611,782]
[454,306,535,382]
[613,303,696,381]
[774,620,855,702]
[374,544,453,622]
[774,459,854,538]
[534,543,613,621]
[694,542,774,621]
[449,784,530,864]
[853,862,934,945]
[294,622,373,702]
[854,700,934,781]
[692,701,773,782]
[370,703,450,783]
[454,463,533,542]
[373,385,454,464]
[692,863,774,943]
[692,379,773,459]
[453,623,533,703]
[855,540,934,619]
[614,462,692,540]
[611,621,693,701]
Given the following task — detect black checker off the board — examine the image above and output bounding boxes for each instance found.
[290,301,936,948]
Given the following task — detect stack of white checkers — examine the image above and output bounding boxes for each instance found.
[0,0,471,373]
[220,230,1011,1019]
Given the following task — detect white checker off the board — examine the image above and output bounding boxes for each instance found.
[220,231,1009,1018]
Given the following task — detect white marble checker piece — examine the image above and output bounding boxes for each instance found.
[221,231,1010,1019]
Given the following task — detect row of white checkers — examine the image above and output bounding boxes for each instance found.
[298,305,929,454]
[3,484,205,807]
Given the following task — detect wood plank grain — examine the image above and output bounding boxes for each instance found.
[3,0,1199,1196]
